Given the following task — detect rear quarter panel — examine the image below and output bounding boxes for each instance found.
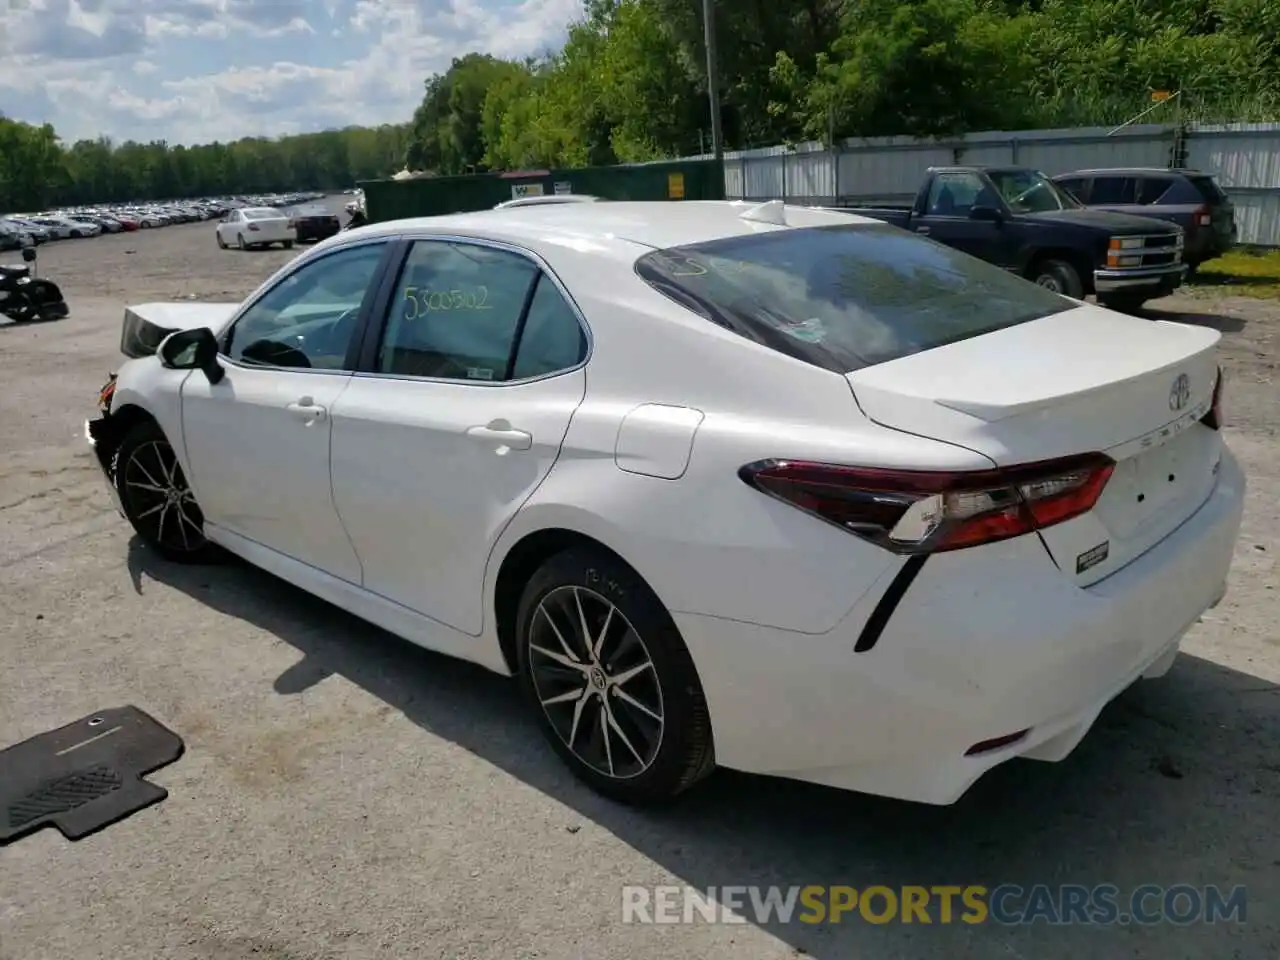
[488,255,993,635]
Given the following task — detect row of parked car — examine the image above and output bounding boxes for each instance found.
[0,192,327,250]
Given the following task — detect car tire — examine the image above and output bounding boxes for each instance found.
[237,233,247,250]
[284,240,294,249]
[114,420,220,564]
[516,547,715,805]
[216,232,227,249]
[1031,258,1084,299]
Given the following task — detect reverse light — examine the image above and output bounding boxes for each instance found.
[739,454,1116,554]
[1195,205,1212,227]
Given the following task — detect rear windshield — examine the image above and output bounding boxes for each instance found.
[634,223,1074,373]
[1186,175,1228,204]
[244,208,280,219]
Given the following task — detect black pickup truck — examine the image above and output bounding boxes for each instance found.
[842,166,1187,312]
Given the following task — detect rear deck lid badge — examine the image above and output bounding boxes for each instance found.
[1169,373,1191,411]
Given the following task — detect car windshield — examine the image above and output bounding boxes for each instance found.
[634,223,1075,374]
[987,170,1082,213]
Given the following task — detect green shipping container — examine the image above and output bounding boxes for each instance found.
[358,158,725,224]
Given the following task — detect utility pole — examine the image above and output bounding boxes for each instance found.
[702,0,723,162]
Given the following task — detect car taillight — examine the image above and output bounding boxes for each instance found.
[1195,205,1212,227]
[739,453,1115,554]
[1201,367,1225,429]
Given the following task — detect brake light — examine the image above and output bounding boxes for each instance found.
[247,222,259,231]
[739,453,1115,554]
[1195,205,1212,227]
[1201,367,1225,429]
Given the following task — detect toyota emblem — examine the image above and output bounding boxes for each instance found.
[1169,373,1191,411]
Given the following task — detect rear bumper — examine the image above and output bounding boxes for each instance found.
[1094,263,1186,295]
[675,448,1245,805]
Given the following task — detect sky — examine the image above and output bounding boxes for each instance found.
[0,0,583,145]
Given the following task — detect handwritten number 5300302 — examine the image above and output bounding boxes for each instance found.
[403,286,491,319]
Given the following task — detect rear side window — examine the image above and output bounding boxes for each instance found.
[1089,177,1136,204]
[1186,175,1228,204]
[1136,177,1175,204]
[634,224,1073,374]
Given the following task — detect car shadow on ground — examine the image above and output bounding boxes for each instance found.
[1136,303,1248,333]
[125,540,1278,957]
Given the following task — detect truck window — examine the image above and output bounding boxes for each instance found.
[925,173,987,216]
[987,169,1081,212]
[634,223,1074,375]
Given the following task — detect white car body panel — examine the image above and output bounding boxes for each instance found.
[95,201,1246,805]
[330,370,587,635]
[180,365,364,583]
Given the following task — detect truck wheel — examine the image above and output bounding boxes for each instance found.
[1031,259,1084,299]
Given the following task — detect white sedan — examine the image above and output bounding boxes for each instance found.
[85,200,1245,806]
[216,206,296,251]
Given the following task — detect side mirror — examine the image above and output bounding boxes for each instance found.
[21,246,36,262]
[970,205,1003,223]
[159,327,225,384]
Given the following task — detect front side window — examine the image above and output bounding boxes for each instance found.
[376,240,540,381]
[635,224,1074,374]
[223,241,387,370]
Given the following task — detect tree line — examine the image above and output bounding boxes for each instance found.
[408,0,1279,174]
[4,0,1278,211]
[0,118,409,212]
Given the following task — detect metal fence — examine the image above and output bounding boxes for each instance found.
[697,122,1280,247]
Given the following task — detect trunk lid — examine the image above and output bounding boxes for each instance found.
[846,303,1224,584]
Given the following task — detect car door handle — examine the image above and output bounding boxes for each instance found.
[467,421,532,450]
[286,397,327,423]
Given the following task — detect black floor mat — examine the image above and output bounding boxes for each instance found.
[0,706,183,845]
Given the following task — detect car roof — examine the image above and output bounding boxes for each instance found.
[343,200,877,258]
[1053,168,1209,177]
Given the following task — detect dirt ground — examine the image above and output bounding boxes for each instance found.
[0,207,1276,960]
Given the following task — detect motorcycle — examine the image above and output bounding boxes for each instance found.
[0,243,70,323]
[342,200,368,231]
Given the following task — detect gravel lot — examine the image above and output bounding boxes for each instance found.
[1,203,1277,960]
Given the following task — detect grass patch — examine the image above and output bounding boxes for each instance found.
[1191,248,1280,299]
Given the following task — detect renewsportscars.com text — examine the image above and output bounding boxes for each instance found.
[621,884,1247,926]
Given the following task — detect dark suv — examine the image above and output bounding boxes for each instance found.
[1052,168,1236,270]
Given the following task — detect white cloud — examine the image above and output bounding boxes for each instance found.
[0,0,582,144]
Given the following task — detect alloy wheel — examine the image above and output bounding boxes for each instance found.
[1036,274,1063,292]
[528,585,665,780]
[122,440,207,554]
